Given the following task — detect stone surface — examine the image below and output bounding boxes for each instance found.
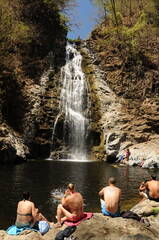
[127,139,159,168]
[0,124,29,163]
[80,41,159,164]
[1,213,159,240]
[131,199,159,217]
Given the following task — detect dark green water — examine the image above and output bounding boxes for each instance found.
[0,160,158,229]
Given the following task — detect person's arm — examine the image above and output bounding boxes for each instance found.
[31,202,38,219]
[99,188,104,198]
[119,189,122,204]
[145,182,149,191]
[139,183,146,191]
[61,196,69,208]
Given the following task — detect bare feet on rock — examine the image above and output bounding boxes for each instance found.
[54,222,62,228]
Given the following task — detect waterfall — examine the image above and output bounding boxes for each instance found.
[52,43,89,160]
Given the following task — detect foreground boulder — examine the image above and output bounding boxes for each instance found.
[1,213,159,240]
[0,230,43,240]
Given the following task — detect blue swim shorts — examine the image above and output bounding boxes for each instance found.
[100,199,120,217]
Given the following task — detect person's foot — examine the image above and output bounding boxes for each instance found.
[49,222,54,228]
[54,222,62,228]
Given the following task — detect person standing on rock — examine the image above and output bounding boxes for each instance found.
[145,175,159,201]
[125,148,131,161]
[99,177,121,217]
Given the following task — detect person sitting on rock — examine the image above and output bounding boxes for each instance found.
[54,185,84,228]
[15,191,51,228]
[99,177,121,217]
[145,175,159,201]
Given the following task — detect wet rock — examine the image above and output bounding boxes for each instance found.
[105,132,126,157]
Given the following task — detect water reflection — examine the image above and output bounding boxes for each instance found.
[0,161,157,229]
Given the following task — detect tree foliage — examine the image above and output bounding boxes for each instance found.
[0,0,74,55]
[90,0,159,51]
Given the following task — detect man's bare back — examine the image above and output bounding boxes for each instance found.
[99,177,121,217]
[146,180,159,199]
[55,187,84,227]
[62,192,83,216]
[102,186,121,213]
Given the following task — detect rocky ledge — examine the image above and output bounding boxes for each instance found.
[128,139,159,168]
[0,124,29,163]
[2,200,159,240]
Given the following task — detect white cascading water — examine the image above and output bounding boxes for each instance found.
[56,43,89,160]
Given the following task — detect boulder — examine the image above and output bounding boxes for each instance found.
[1,213,159,240]
[0,124,29,163]
[0,230,43,240]
[127,140,159,168]
[131,199,159,217]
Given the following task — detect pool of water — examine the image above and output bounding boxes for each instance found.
[0,160,158,229]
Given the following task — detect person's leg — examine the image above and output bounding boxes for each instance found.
[55,204,74,227]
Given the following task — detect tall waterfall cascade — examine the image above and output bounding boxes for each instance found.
[53,43,90,160]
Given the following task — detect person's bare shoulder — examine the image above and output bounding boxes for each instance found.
[29,201,35,208]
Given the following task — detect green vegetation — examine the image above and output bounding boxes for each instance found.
[152,207,159,215]
[0,0,75,129]
[90,0,159,52]
[89,0,159,99]
[0,0,74,60]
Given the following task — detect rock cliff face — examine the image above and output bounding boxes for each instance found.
[79,31,159,165]
[0,1,67,162]
[1,9,159,165]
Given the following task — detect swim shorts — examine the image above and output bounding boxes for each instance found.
[100,199,120,217]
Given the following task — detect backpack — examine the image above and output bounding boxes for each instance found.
[121,211,141,221]
[55,226,77,240]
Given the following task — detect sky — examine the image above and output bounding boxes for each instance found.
[67,0,98,40]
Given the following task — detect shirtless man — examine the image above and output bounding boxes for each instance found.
[15,192,48,228]
[145,175,159,201]
[64,183,75,197]
[55,186,84,227]
[99,177,121,217]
